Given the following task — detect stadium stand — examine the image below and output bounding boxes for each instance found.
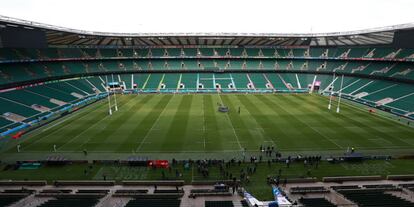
[299,197,336,207]
[0,76,107,132]
[0,194,28,206]
[205,200,235,207]
[124,199,181,207]
[0,15,414,207]
[337,189,414,207]
[38,197,101,207]
[3,47,414,61]
[290,186,330,194]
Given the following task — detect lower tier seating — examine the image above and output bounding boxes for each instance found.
[124,199,181,207]
[39,197,100,207]
[0,194,27,206]
[205,200,234,207]
[338,189,414,207]
[299,197,336,207]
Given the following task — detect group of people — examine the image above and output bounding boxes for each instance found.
[301,155,322,168]
[259,145,281,158]
[197,160,210,178]
[267,174,287,187]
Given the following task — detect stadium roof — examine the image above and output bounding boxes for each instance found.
[1,15,414,47]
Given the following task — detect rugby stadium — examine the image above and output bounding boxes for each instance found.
[0,12,413,207]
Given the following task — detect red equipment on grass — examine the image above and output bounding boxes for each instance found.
[147,160,169,168]
[12,131,24,139]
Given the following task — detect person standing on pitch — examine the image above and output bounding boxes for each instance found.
[238,106,241,114]
[17,144,21,153]
[53,144,57,152]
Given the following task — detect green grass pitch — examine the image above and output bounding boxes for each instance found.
[1,93,414,160]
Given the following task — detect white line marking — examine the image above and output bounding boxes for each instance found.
[324,96,414,146]
[42,114,78,132]
[57,110,116,150]
[268,95,344,149]
[217,94,243,150]
[234,95,271,142]
[73,96,138,150]
[14,145,414,154]
[202,95,206,149]
[307,124,344,149]
[136,95,174,152]
[20,101,106,149]
[59,118,110,150]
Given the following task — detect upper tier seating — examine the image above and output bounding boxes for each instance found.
[1,59,413,86]
[1,47,414,60]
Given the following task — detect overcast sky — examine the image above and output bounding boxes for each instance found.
[0,0,413,34]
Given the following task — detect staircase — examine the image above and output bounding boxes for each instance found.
[287,61,293,70]
[118,62,126,71]
[37,49,48,59]
[333,62,348,72]
[24,67,37,78]
[274,61,280,70]
[370,63,396,75]
[274,49,280,58]
[385,49,402,59]
[83,63,90,73]
[364,48,375,58]
[316,61,327,71]
[10,195,51,207]
[391,68,412,77]
[98,62,107,72]
[338,49,351,58]
[351,64,369,73]
[258,49,264,57]
[304,48,310,57]
[57,49,65,58]
[0,69,12,81]
[321,49,329,57]
[376,97,394,106]
[242,61,247,70]
[406,53,414,59]
[62,64,71,74]
[43,65,53,76]
[148,61,153,70]
[232,200,245,207]
[133,49,140,57]
[405,112,414,117]
[133,61,141,70]
[96,49,102,58]
[81,49,90,58]
[287,49,294,58]
[301,61,308,70]
[242,49,248,58]
[117,49,124,57]
[13,49,28,60]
